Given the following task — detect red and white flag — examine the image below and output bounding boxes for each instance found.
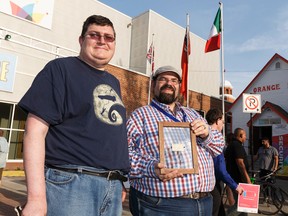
[205,7,221,53]
[180,27,191,100]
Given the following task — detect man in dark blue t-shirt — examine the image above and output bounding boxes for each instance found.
[18,15,130,216]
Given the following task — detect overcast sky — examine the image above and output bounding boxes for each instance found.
[100,0,288,98]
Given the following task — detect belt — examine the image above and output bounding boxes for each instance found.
[46,165,127,182]
[179,192,210,199]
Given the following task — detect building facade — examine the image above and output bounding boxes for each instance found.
[0,0,222,169]
[228,53,288,177]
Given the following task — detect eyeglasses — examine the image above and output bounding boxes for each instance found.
[156,77,181,85]
[85,32,115,43]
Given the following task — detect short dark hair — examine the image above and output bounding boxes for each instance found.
[261,137,270,142]
[205,108,223,125]
[234,128,244,137]
[80,15,116,38]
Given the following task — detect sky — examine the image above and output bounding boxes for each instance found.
[99,0,288,98]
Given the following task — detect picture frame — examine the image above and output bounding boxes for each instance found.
[158,121,198,174]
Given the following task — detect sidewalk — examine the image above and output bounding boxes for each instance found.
[0,174,286,216]
[0,176,26,216]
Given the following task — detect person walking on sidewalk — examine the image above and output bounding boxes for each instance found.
[18,15,130,216]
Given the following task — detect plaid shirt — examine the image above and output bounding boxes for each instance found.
[127,99,224,197]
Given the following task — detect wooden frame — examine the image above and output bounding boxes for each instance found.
[158,122,198,174]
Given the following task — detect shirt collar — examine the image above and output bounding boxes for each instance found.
[151,99,182,113]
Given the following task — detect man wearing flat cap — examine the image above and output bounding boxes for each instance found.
[127,66,224,216]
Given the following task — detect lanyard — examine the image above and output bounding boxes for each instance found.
[150,101,187,122]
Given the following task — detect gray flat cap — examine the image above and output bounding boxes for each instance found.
[153,65,182,80]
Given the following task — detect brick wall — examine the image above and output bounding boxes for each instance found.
[5,64,231,170]
[106,64,232,117]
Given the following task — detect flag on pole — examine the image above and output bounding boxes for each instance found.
[146,43,155,73]
[205,7,221,53]
[180,26,191,100]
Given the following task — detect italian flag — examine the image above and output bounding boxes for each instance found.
[205,7,221,53]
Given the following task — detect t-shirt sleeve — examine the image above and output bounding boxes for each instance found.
[273,147,279,156]
[18,60,65,125]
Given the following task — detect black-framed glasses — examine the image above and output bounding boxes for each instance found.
[85,32,115,43]
[156,77,181,85]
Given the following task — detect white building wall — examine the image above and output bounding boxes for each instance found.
[249,58,288,112]
[0,0,219,105]
[229,56,288,147]
[131,10,220,97]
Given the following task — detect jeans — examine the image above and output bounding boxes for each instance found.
[45,167,123,216]
[129,187,213,216]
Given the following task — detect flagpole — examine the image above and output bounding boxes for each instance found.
[186,14,190,107]
[147,34,154,104]
[220,2,225,139]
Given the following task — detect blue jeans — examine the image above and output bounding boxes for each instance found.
[129,187,213,216]
[45,167,123,216]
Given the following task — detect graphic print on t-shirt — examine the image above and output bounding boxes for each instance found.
[93,84,124,125]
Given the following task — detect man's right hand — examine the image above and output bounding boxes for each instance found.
[22,200,47,216]
[154,162,183,182]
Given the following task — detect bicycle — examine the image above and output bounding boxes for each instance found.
[252,167,288,215]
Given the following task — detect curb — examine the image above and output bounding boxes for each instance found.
[3,170,25,177]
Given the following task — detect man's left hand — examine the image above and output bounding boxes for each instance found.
[190,119,209,139]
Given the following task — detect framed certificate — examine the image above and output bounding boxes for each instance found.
[158,122,198,174]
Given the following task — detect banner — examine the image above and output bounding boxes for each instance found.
[0,53,18,92]
[272,124,288,176]
[0,0,54,29]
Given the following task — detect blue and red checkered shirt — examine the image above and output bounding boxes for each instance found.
[127,99,224,197]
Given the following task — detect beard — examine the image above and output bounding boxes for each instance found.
[155,84,178,104]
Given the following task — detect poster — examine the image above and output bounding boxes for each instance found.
[0,53,17,92]
[272,124,288,176]
[237,183,260,213]
[0,0,54,29]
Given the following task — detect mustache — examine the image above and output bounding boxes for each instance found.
[160,84,175,92]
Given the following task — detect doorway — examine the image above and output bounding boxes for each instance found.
[252,126,272,154]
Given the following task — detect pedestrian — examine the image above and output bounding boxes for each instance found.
[127,65,225,216]
[253,137,279,178]
[0,129,9,185]
[205,109,243,216]
[18,15,130,216]
[225,128,251,216]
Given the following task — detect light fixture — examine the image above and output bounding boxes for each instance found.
[4,34,11,40]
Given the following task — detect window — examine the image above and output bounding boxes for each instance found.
[0,102,27,160]
[259,118,281,125]
[275,62,281,69]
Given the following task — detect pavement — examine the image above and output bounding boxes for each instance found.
[0,173,287,216]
